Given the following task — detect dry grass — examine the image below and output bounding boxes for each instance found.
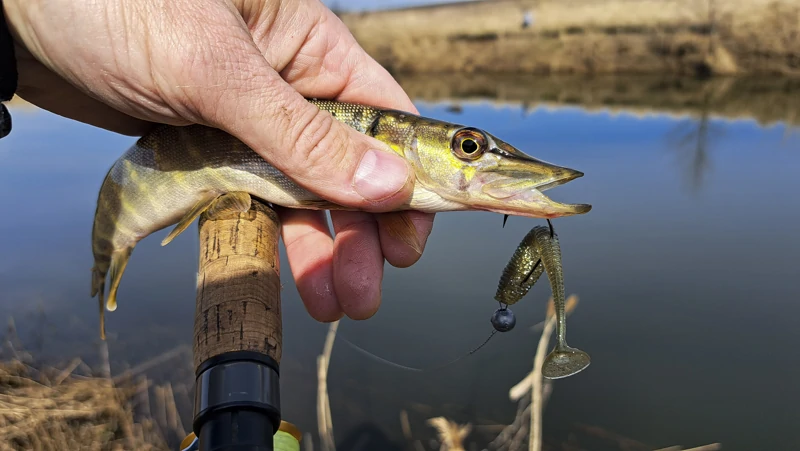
[0,360,169,451]
[317,321,337,451]
[340,0,800,77]
[0,320,192,451]
[427,417,471,451]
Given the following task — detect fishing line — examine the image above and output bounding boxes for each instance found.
[337,327,501,373]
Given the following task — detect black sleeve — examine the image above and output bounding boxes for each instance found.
[0,0,18,139]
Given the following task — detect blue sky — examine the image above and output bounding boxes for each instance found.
[321,0,473,12]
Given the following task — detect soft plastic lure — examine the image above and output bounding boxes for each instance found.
[495,221,590,379]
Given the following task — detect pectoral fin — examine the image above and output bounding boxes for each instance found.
[205,192,252,220]
[161,192,220,246]
[380,212,422,255]
[162,192,256,246]
[106,247,133,313]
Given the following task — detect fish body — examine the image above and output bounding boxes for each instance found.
[91,99,591,338]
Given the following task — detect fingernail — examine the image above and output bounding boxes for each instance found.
[354,149,410,202]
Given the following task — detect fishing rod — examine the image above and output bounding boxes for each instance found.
[179,200,301,451]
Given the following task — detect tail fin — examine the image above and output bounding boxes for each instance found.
[90,247,133,341]
[91,267,106,340]
[106,247,133,313]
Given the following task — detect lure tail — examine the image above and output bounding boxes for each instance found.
[542,346,590,379]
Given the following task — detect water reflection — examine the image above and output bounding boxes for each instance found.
[1,77,799,451]
[396,73,800,127]
[665,90,726,193]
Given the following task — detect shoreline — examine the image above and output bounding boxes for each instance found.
[340,0,800,77]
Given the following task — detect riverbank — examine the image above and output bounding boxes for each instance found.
[339,0,800,77]
[394,74,800,126]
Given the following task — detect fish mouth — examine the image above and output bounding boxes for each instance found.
[532,166,592,216]
[537,168,584,192]
[476,155,592,218]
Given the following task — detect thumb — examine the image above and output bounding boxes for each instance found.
[193,44,413,211]
[249,89,415,210]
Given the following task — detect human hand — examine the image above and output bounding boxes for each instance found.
[4,0,434,321]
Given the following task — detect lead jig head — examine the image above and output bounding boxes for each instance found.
[491,307,516,332]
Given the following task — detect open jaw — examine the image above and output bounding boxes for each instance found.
[475,171,592,219]
[481,188,592,218]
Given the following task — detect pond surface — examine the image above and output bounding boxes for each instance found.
[1,76,799,451]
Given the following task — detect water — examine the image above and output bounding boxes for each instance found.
[1,76,799,451]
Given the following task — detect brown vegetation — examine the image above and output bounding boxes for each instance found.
[396,73,800,126]
[0,320,192,451]
[0,360,174,451]
[340,0,800,77]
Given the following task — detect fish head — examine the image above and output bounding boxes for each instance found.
[408,120,592,218]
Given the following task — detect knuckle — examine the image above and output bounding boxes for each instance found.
[291,108,351,173]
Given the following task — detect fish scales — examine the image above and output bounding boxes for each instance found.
[308,100,383,134]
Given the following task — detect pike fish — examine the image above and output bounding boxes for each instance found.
[495,224,590,379]
[91,99,591,339]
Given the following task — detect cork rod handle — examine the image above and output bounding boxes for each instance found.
[193,199,283,371]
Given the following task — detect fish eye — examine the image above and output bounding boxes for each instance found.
[452,128,488,160]
[462,139,478,154]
